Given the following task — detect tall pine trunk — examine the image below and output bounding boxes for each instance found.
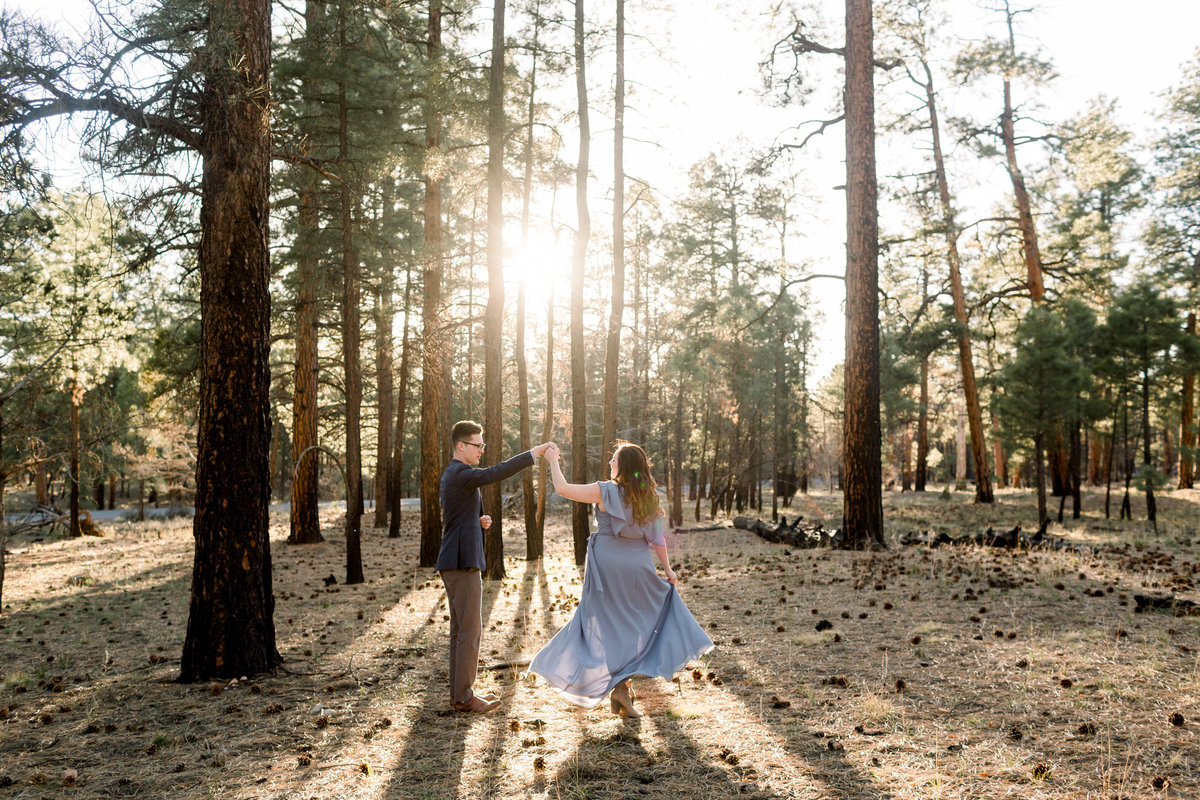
[670,381,684,528]
[841,0,884,549]
[482,0,507,582]
[389,264,413,538]
[601,0,625,460]
[338,0,364,585]
[570,0,591,566]
[181,0,280,680]
[533,278,554,549]
[289,0,322,543]
[374,185,395,528]
[69,379,81,537]
[519,2,543,558]
[916,354,928,491]
[374,286,394,529]
[1143,370,1157,529]
[1181,309,1196,488]
[1034,430,1048,531]
[419,0,447,567]
[920,56,992,502]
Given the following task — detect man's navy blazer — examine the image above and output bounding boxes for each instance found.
[436,451,534,572]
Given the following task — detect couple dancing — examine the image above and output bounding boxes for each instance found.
[437,420,713,716]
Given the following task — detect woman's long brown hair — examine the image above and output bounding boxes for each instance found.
[613,442,660,524]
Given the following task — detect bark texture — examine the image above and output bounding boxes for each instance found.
[482,0,507,582]
[289,62,322,544]
[570,0,591,565]
[181,0,280,681]
[841,0,885,549]
[338,0,364,585]
[419,0,447,567]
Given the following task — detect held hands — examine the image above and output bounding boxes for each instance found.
[541,442,562,463]
[480,515,492,530]
[532,441,556,460]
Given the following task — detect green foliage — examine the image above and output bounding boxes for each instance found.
[994,304,1091,451]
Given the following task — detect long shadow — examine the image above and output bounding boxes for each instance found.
[379,569,508,799]
[683,653,895,799]
[536,652,893,800]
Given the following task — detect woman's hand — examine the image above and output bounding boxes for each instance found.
[663,566,677,586]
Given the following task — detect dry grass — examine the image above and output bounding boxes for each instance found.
[1,486,1198,799]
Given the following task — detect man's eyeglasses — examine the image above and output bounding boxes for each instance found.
[462,441,486,451]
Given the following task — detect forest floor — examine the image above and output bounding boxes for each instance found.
[1,486,1198,799]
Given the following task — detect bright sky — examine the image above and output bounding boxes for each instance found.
[8,0,1200,385]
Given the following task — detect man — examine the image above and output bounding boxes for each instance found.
[438,420,552,713]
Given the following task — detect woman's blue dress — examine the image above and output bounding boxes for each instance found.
[530,481,714,707]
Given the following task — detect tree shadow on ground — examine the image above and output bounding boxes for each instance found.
[379,568,513,799]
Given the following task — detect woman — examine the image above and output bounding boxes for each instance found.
[530,442,713,717]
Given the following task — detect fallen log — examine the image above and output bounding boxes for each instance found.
[733,515,838,549]
[898,525,1090,553]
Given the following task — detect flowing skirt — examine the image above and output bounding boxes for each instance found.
[529,532,714,708]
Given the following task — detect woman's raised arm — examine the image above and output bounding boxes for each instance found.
[546,444,602,504]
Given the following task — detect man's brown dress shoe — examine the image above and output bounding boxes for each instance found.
[452,696,500,713]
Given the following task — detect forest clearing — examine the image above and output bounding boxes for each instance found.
[2,488,1198,800]
[3,0,1200,797]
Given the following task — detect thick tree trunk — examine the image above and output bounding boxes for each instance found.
[921,57,993,503]
[419,0,447,567]
[482,0,507,582]
[181,0,280,681]
[601,0,625,461]
[841,0,884,549]
[1181,310,1196,488]
[570,0,591,565]
[338,0,364,586]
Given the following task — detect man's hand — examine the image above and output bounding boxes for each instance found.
[532,441,555,459]
[480,515,492,530]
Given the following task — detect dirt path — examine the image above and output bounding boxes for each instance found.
[1,490,1198,798]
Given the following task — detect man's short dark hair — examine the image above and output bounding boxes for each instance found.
[451,420,483,445]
